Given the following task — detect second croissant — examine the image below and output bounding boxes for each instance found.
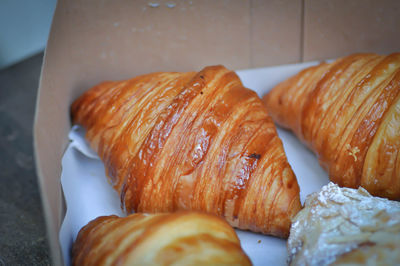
[71,65,301,237]
[263,53,400,200]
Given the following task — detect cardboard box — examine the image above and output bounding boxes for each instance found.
[34,0,400,264]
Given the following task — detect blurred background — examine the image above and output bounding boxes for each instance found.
[0,0,56,69]
[0,0,56,265]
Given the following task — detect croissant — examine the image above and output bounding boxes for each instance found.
[263,53,400,200]
[72,212,252,265]
[71,65,301,237]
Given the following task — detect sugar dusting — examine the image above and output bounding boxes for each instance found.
[287,182,400,265]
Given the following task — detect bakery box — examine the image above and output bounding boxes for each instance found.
[34,0,400,264]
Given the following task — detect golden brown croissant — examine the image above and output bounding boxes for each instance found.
[72,212,252,265]
[71,65,301,237]
[263,53,400,200]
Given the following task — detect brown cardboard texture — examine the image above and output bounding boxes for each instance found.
[34,0,400,265]
[304,0,400,61]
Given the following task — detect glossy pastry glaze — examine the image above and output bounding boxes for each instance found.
[72,212,252,266]
[263,53,400,200]
[287,182,400,266]
[71,65,301,237]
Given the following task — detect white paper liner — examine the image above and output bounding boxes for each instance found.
[60,62,329,266]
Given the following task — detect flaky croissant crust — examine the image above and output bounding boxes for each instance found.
[71,65,301,237]
[263,53,400,200]
[72,212,252,265]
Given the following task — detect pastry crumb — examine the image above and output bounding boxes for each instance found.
[345,144,360,161]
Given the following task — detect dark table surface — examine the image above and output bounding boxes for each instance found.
[0,53,50,265]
